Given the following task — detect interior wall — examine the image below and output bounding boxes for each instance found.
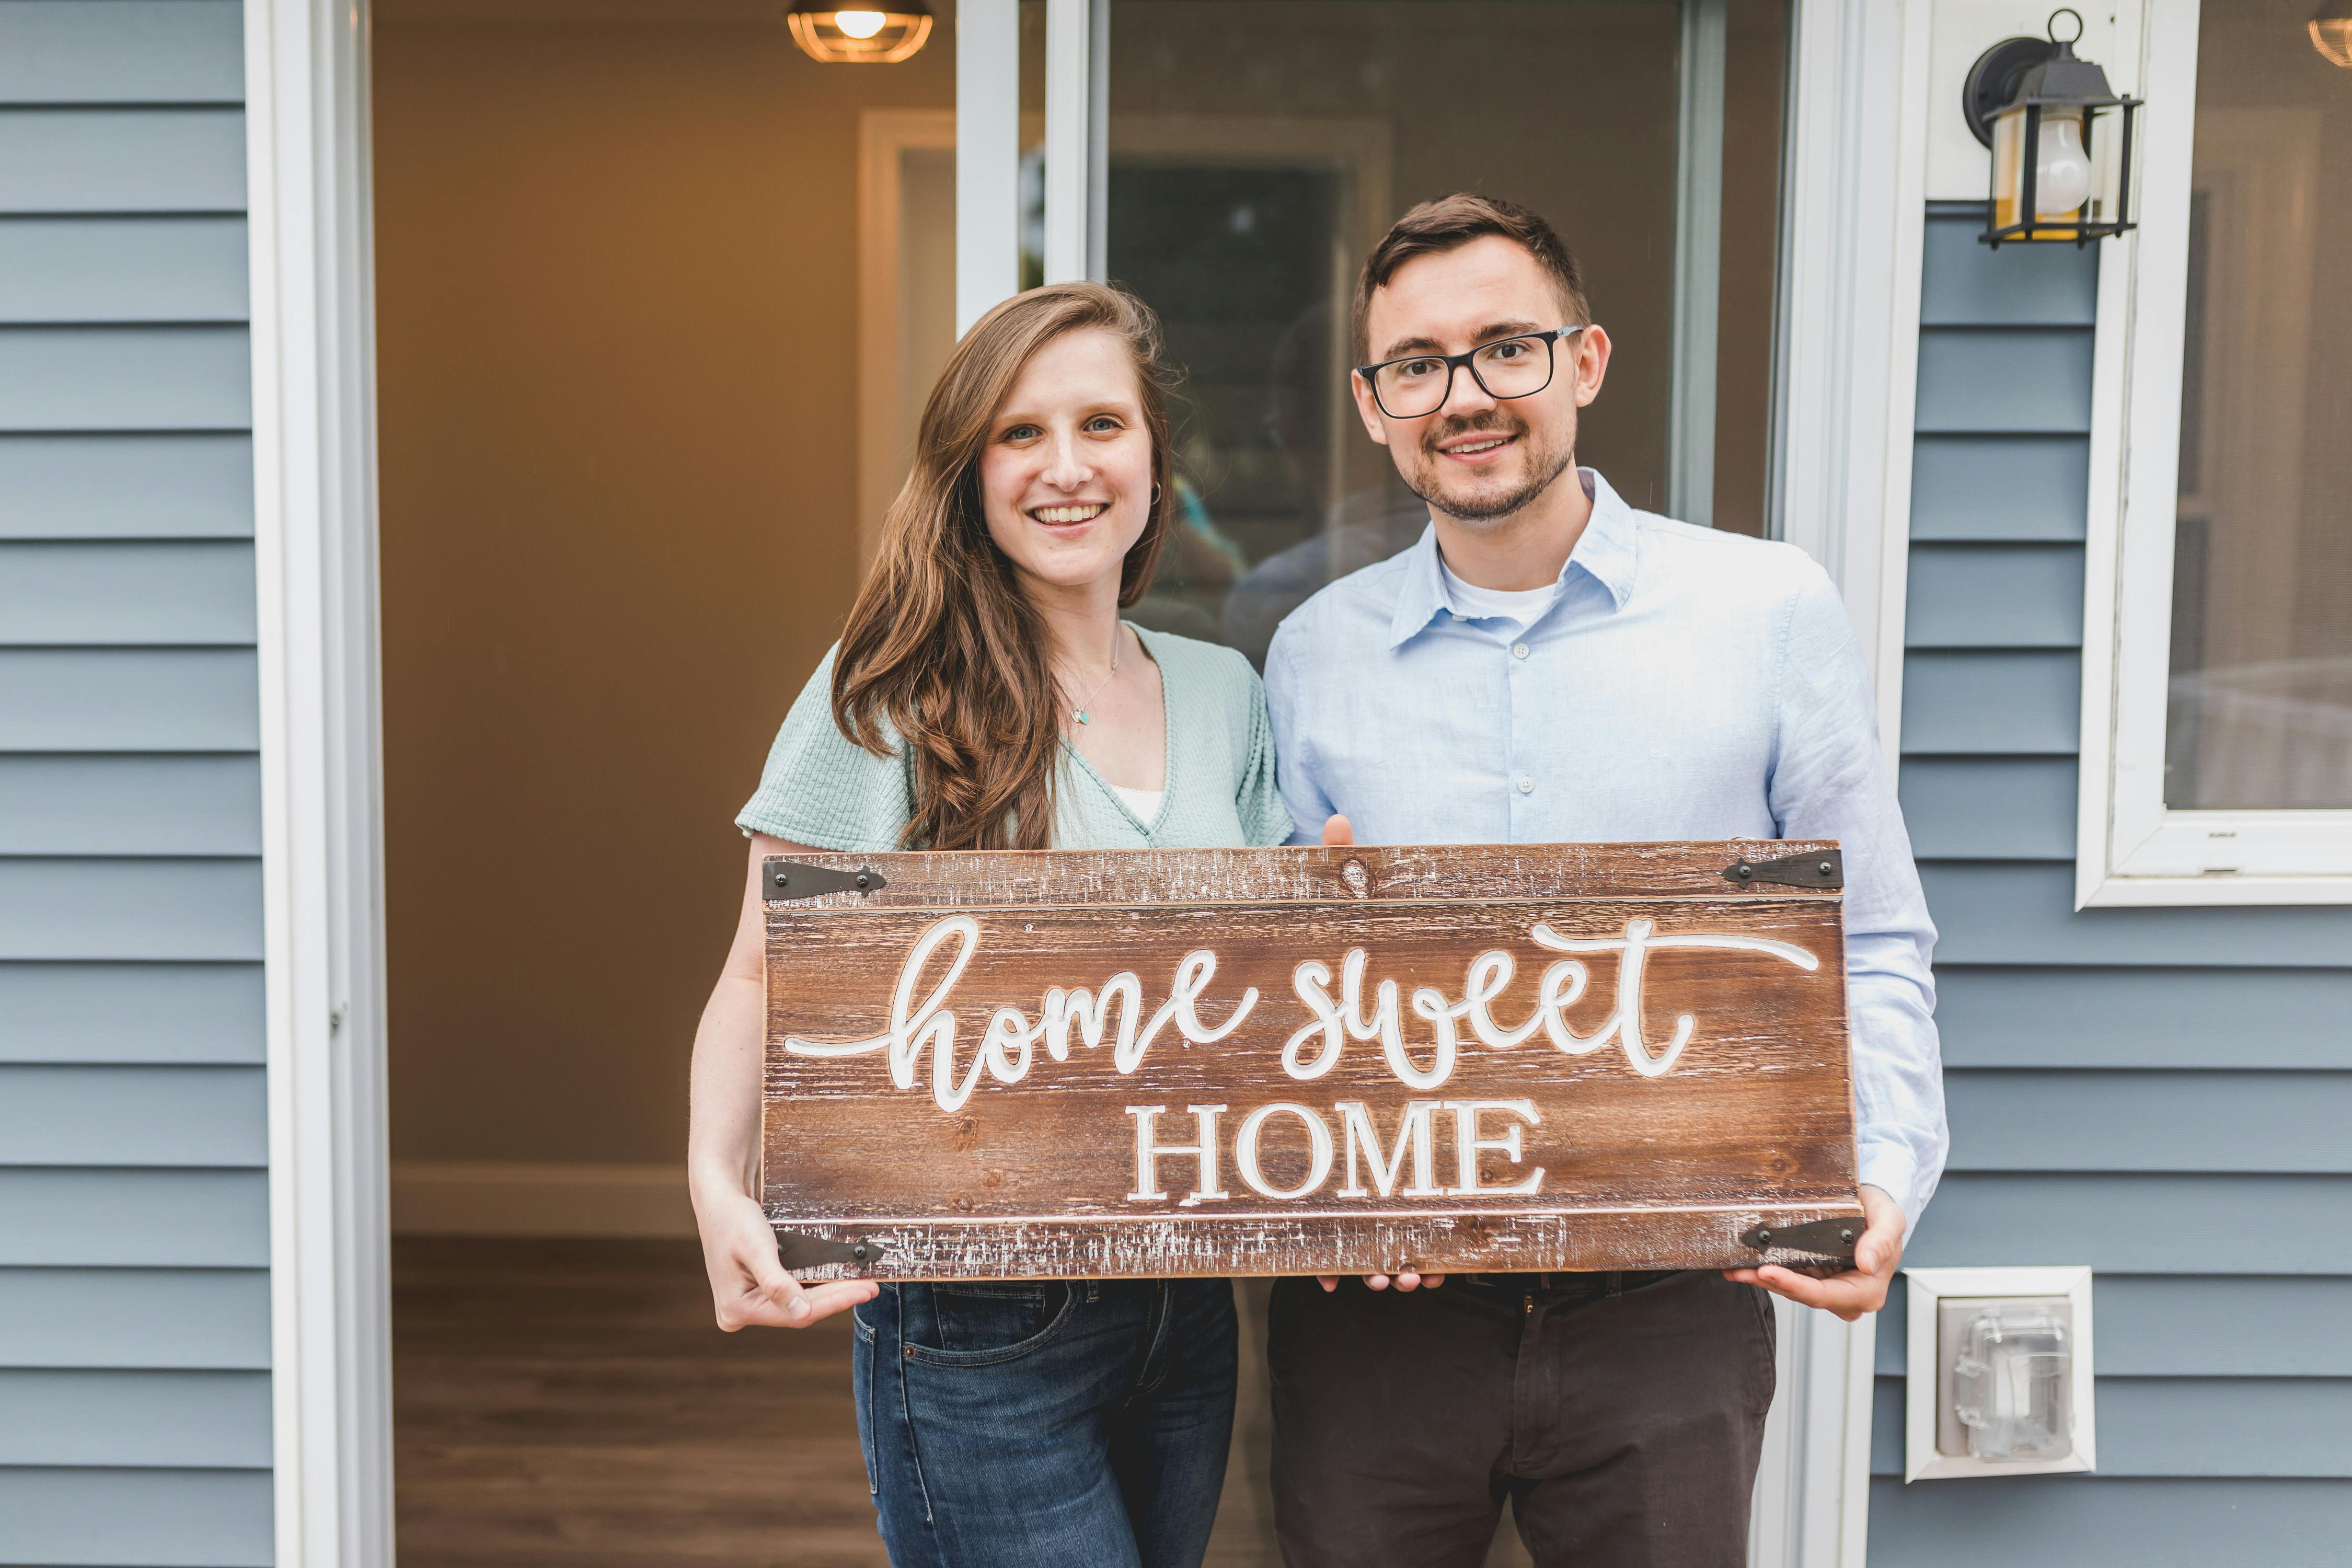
[374,0,954,1168]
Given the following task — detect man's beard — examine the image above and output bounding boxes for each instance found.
[1399,411,1577,525]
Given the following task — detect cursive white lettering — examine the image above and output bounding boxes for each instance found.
[1530,918,1817,1077]
[788,919,1260,1112]
[788,914,1821,1109]
[1041,973,1141,1063]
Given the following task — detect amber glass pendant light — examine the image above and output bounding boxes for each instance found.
[785,3,933,64]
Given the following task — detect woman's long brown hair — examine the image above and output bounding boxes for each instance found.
[832,283,1176,850]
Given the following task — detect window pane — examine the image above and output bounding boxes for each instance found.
[1101,0,1787,664]
[2166,0,2352,808]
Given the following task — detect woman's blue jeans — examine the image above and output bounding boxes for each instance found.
[851,1277,1237,1568]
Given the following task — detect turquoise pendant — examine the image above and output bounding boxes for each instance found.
[1075,711,1091,724]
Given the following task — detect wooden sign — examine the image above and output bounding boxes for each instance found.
[762,842,1862,1281]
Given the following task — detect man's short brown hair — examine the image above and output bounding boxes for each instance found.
[1351,194,1591,363]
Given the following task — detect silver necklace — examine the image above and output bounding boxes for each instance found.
[1060,631,1121,725]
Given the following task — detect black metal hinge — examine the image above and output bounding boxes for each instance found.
[1722,848,1843,890]
[777,1230,884,1271]
[763,860,889,901]
[1739,1216,1860,1261]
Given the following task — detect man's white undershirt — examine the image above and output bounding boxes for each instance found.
[1439,556,1558,632]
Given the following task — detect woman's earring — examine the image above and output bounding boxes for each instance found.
[1150,482,1162,505]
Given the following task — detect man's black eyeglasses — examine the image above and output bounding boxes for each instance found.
[1356,326,1589,421]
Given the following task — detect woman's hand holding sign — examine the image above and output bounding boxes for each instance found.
[697,1182,878,1330]
[689,836,881,1331]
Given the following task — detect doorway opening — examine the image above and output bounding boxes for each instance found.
[369,3,955,1562]
[368,3,1789,1565]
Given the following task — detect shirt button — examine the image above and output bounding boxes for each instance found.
[1517,776,1535,794]
[1512,642,1530,660]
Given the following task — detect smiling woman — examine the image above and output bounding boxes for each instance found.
[687,281,1294,1567]
[832,284,1180,850]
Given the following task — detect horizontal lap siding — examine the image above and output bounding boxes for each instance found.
[1867,1377,2352,1478]
[0,1169,270,1268]
[1874,208,2352,1559]
[0,1470,272,1568]
[0,541,259,644]
[0,6,271,1562]
[0,434,256,539]
[1934,966,2352,1068]
[0,216,250,323]
[1879,1274,2352,1378]
[0,964,263,1065]
[1865,1478,2352,1567]
[0,755,263,855]
[0,1269,271,1368]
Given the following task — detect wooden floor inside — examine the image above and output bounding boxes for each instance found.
[391,1239,1309,1568]
[394,1238,889,1568]
[392,1240,1542,1566]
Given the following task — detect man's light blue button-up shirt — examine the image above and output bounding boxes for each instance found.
[1263,470,1948,1228]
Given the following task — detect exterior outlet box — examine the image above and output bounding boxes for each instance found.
[1905,1266,2096,1481]
[1938,1297,2073,1460]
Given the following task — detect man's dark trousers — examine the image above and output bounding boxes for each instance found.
[1267,1269,1776,1567]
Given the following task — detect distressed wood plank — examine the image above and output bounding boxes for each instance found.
[757,839,1843,908]
[762,843,1859,1281]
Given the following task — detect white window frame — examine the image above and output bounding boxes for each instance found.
[2077,0,2352,906]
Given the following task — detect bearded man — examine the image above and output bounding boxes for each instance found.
[1260,193,1946,1568]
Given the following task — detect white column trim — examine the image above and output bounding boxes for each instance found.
[1775,0,1929,770]
[246,1,394,1564]
[956,0,1022,332]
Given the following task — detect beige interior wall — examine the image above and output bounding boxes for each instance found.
[374,1,954,1166]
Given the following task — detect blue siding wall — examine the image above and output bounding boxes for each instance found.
[1869,206,2352,1562]
[0,4,272,1565]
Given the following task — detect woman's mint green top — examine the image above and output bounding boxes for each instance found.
[736,625,1294,851]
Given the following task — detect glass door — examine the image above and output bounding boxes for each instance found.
[1001,0,1789,663]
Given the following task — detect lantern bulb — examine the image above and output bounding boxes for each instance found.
[835,9,887,38]
[2035,114,2095,216]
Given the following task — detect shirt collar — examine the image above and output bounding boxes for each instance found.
[1383,468,1640,649]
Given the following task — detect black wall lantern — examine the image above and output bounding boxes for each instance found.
[1965,8,2142,247]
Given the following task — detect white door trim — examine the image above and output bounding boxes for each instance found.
[1755,1,1936,1562]
[246,1,394,1564]
[1668,0,1727,527]
[859,107,960,572]
[257,0,1926,1559]
[957,0,1022,333]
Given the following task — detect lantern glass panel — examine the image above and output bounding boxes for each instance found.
[1992,103,2108,237]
